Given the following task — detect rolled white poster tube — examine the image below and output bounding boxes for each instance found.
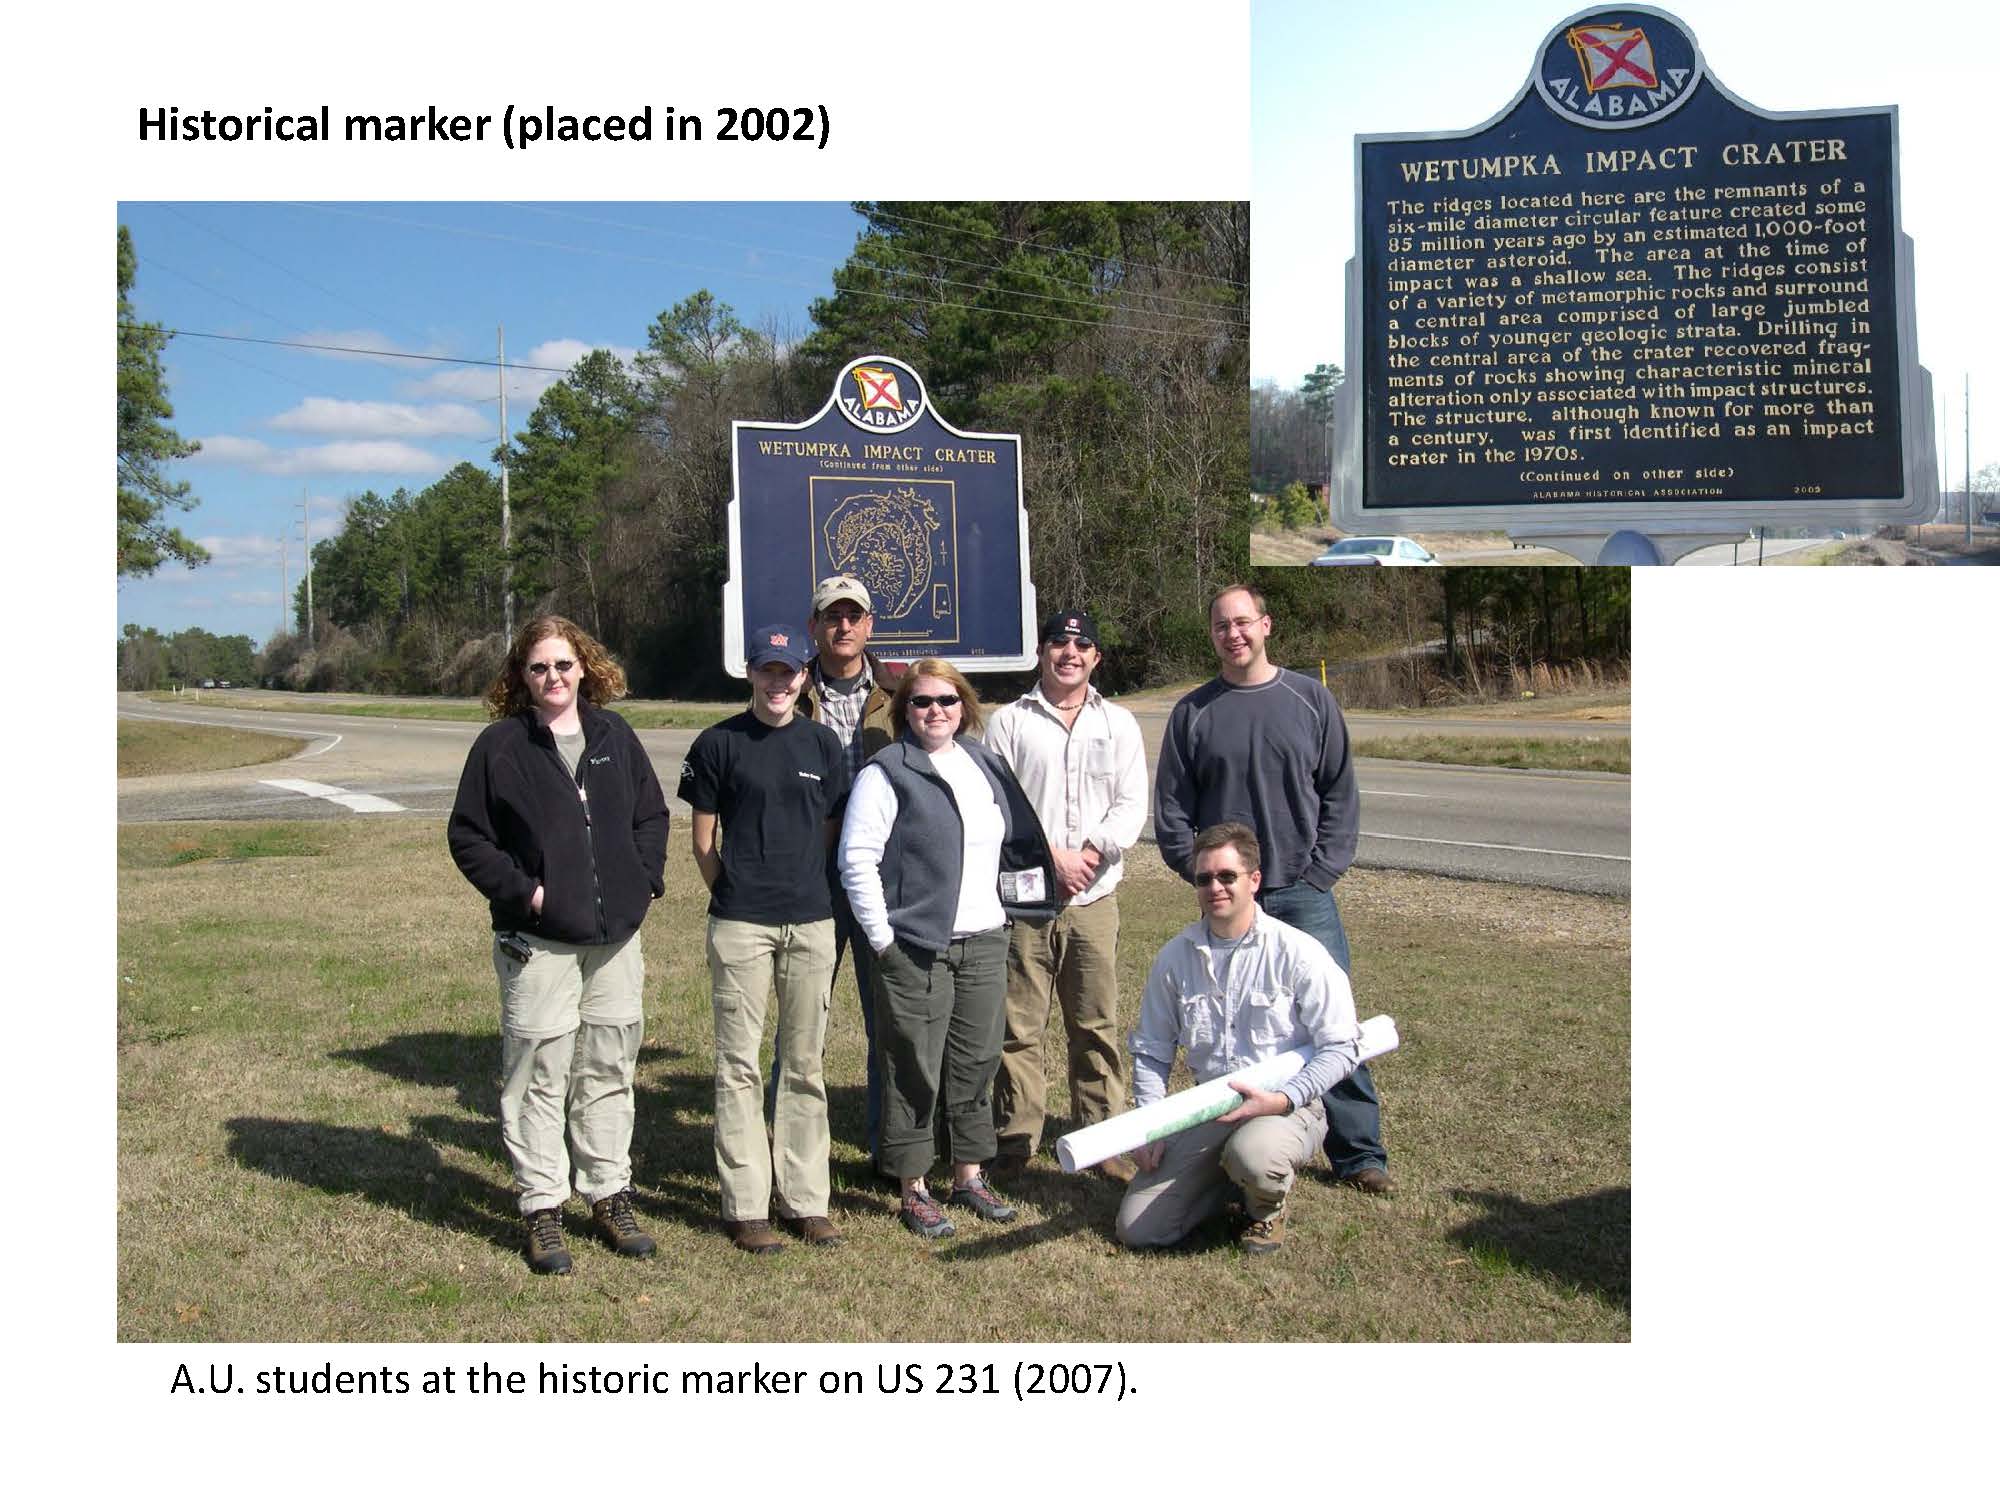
[1056,1014,1400,1174]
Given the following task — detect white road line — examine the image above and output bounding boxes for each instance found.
[1360,830,1629,863]
[1361,788,1434,799]
[259,778,405,813]
[121,710,341,758]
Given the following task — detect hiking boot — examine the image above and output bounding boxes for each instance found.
[1240,1204,1287,1257]
[1339,1167,1396,1196]
[1095,1154,1138,1184]
[724,1218,787,1256]
[590,1187,656,1258]
[781,1214,844,1247]
[948,1174,1017,1224]
[525,1207,572,1275]
[899,1189,956,1239]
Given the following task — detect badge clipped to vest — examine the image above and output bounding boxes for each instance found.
[1000,868,1047,905]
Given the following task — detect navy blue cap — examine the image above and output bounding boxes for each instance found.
[747,624,808,670]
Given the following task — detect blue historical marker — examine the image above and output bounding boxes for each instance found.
[723,356,1035,675]
[1333,5,1936,559]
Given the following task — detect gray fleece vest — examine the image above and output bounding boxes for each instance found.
[872,736,1059,952]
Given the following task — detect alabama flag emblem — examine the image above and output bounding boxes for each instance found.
[1567,23,1658,93]
[850,365,905,413]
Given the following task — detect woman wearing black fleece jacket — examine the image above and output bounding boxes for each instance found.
[448,615,667,1275]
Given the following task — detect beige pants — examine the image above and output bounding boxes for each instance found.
[707,917,836,1221]
[993,894,1125,1157]
[494,931,645,1214]
[1114,1097,1326,1248]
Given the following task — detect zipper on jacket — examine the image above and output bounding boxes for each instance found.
[542,726,608,943]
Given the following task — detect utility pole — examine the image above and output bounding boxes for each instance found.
[1965,375,1972,548]
[279,529,289,640]
[297,488,314,643]
[499,325,513,646]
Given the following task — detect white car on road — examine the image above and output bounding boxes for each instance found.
[1312,536,1439,566]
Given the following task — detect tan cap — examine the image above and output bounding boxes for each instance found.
[812,574,873,614]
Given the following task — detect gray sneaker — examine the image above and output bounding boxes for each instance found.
[948,1174,1017,1223]
[525,1207,573,1275]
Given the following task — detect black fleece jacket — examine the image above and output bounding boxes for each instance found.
[448,703,668,945]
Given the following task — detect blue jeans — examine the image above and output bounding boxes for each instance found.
[1256,880,1387,1178]
[767,890,883,1167]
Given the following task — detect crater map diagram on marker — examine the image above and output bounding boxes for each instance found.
[815,482,956,632]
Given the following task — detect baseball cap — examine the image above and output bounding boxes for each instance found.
[1039,609,1101,645]
[812,574,873,615]
[747,624,809,670]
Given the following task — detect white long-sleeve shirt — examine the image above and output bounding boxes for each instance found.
[1129,907,1361,1111]
[838,742,1005,955]
[982,683,1147,907]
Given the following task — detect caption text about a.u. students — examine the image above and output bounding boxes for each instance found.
[171,1358,1133,1402]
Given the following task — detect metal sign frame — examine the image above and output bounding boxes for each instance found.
[1332,5,1937,545]
[723,354,1036,677]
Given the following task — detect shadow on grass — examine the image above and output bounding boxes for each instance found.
[1446,1186,1630,1310]
[224,1115,520,1250]
[315,1030,888,1248]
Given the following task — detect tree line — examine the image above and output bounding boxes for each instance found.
[262,202,1254,697]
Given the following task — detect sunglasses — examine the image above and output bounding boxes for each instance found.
[526,659,576,677]
[1045,634,1097,651]
[1193,869,1244,888]
[908,693,962,710]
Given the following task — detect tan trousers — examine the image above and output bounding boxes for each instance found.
[493,931,645,1214]
[707,917,836,1221]
[1114,1098,1326,1248]
[993,894,1125,1157]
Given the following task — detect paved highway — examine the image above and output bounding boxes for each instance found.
[118,694,1630,895]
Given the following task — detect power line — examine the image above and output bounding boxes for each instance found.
[159,203,405,333]
[114,322,577,373]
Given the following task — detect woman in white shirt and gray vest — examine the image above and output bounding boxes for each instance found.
[837,659,1060,1239]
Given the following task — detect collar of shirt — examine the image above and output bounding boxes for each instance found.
[1021,680,1101,720]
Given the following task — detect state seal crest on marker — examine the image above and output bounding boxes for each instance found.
[1533,5,1705,129]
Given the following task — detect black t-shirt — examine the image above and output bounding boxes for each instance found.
[677,711,851,923]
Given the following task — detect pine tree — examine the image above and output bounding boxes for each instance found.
[118,225,207,576]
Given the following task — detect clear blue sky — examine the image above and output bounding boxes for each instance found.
[117,201,868,644]
[1254,0,2000,483]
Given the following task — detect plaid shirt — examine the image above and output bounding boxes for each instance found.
[811,661,875,781]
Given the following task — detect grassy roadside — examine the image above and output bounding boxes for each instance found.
[1353,735,1630,774]
[119,818,1629,1343]
[119,720,307,777]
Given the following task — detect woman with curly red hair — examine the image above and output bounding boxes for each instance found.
[449,615,668,1275]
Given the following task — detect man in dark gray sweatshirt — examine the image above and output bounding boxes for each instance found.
[1152,583,1391,1194]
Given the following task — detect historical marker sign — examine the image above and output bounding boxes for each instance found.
[1333,5,1936,552]
[724,355,1035,675]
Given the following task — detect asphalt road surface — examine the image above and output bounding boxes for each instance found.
[118,694,1630,896]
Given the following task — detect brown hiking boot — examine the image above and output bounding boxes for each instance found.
[724,1218,787,1255]
[1240,1204,1287,1257]
[590,1187,656,1258]
[1340,1167,1396,1196]
[525,1206,572,1275]
[1095,1154,1138,1184]
[781,1214,844,1247]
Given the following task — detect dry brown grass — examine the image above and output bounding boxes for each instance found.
[118,720,306,778]
[119,820,1629,1343]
